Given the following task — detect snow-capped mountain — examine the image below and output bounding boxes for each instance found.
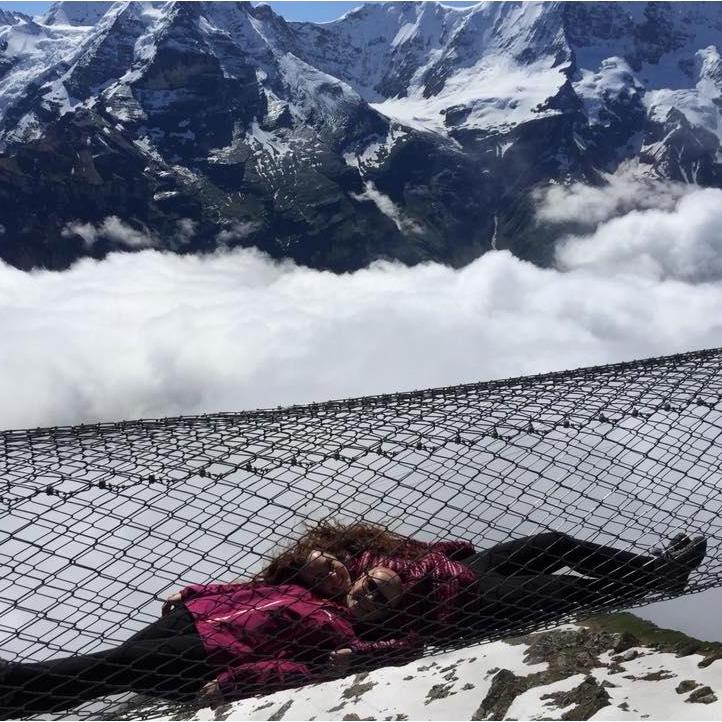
[1,1,722,271]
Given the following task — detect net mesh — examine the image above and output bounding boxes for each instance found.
[1,347,721,718]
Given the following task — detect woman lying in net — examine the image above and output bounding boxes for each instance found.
[261,522,707,667]
[0,569,406,717]
[0,525,705,715]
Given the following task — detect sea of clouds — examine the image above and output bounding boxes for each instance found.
[3,172,722,640]
[2,173,722,431]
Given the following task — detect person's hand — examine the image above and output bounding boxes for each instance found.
[162,591,182,616]
[329,648,353,676]
[198,680,224,708]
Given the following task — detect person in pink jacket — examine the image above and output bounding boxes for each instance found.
[0,523,705,716]
[0,575,406,717]
[261,522,707,663]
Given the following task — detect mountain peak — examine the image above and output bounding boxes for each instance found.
[1,1,722,273]
[40,1,114,26]
[0,8,29,26]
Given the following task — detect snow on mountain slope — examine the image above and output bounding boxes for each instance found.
[0,12,93,130]
[292,3,470,104]
[4,1,722,143]
[643,46,722,146]
[2,1,722,273]
[40,2,113,27]
[295,1,722,143]
[295,1,572,136]
[567,3,722,148]
[372,55,568,135]
[113,616,722,721]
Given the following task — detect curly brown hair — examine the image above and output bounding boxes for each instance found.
[256,519,428,587]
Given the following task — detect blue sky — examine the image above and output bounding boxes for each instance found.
[1,1,478,23]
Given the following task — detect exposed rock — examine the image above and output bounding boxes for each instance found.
[212,704,235,722]
[417,662,438,672]
[698,651,722,668]
[268,699,294,721]
[425,682,455,704]
[637,669,676,681]
[520,627,618,676]
[687,686,718,704]
[612,649,639,663]
[540,675,611,720]
[612,632,640,653]
[676,680,701,694]
[343,674,376,702]
[472,626,645,720]
[103,612,722,721]
[584,612,722,661]
[472,669,529,721]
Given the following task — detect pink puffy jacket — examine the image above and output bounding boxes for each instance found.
[345,540,479,635]
[179,582,359,698]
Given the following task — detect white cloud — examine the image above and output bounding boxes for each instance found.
[556,187,722,282]
[99,216,155,248]
[216,220,263,244]
[62,216,157,249]
[174,218,196,246]
[61,220,98,248]
[2,174,721,437]
[2,204,722,432]
[536,169,691,226]
[352,181,424,235]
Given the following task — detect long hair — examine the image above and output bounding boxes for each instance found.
[257,519,427,587]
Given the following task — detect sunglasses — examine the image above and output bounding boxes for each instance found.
[364,577,390,605]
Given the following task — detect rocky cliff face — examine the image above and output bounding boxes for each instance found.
[1,2,722,271]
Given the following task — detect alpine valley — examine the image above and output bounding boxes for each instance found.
[1,1,722,271]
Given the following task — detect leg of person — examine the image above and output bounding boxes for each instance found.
[123,605,198,644]
[466,571,647,638]
[464,532,659,586]
[1,648,133,716]
[0,633,214,717]
[112,633,216,700]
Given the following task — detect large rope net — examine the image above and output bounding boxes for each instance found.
[1,347,721,719]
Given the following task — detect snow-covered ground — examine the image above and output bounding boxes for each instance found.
[170,620,722,722]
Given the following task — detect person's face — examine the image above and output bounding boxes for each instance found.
[301,551,352,598]
[346,567,402,622]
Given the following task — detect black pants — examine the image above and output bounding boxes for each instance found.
[462,532,658,635]
[0,607,216,717]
